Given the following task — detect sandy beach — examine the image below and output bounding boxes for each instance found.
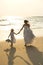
[0,0,43,65]
[0,37,43,65]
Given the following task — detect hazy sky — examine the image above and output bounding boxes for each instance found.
[0,0,43,17]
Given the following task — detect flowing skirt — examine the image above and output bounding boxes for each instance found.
[24,28,35,44]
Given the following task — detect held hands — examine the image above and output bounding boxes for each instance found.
[16,29,21,35]
[14,32,20,35]
[16,31,20,35]
[14,31,20,35]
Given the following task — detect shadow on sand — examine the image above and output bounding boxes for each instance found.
[4,45,43,65]
[14,55,31,65]
[4,47,16,65]
[4,47,30,65]
[25,45,43,65]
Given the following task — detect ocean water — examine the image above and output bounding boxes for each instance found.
[0,16,43,41]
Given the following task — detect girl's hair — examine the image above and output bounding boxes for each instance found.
[24,20,29,23]
[11,29,14,32]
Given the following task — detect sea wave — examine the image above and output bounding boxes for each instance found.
[0,16,43,29]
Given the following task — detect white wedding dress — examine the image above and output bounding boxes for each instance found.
[23,26,35,44]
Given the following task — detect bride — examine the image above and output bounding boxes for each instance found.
[17,20,35,46]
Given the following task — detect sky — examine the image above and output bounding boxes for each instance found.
[0,0,43,17]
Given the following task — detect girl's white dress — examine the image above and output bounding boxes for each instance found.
[23,26,35,44]
[9,32,16,43]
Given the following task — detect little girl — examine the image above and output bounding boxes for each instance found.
[8,29,16,47]
[17,20,35,46]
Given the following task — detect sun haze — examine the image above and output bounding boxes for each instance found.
[0,0,43,17]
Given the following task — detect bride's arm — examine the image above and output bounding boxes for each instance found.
[17,25,24,34]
